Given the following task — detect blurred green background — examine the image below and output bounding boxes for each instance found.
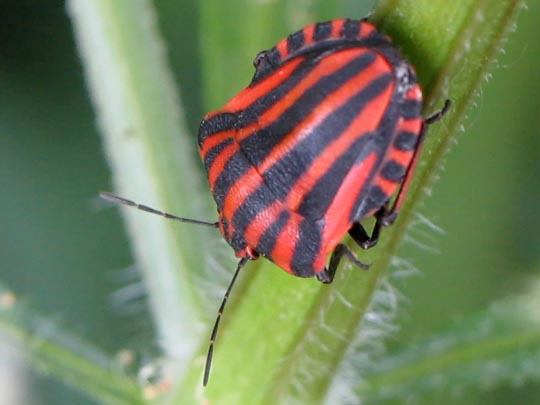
[0,1,538,404]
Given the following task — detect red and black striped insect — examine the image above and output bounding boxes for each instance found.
[102,18,450,386]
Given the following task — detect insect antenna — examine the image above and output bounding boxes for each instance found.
[203,257,248,386]
[100,191,218,228]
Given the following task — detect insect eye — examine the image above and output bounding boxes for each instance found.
[253,50,268,68]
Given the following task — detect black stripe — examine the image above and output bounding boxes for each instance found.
[256,210,290,256]
[380,159,406,182]
[298,133,376,219]
[261,73,393,202]
[230,181,276,248]
[365,185,389,213]
[394,130,418,151]
[198,112,237,146]
[240,52,378,166]
[203,138,234,172]
[401,99,422,119]
[211,151,252,211]
[314,21,332,41]
[290,219,321,277]
[341,19,361,39]
[287,30,305,54]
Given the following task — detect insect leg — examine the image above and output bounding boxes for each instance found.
[316,244,369,284]
[348,207,387,250]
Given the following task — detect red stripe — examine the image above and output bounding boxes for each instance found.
[318,152,378,266]
[270,213,302,275]
[385,145,414,168]
[202,110,220,120]
[243,201,283,249]
[374,174,399,197]
[200,131,232,160]
[359,21,376,39]
[276,39,288,60]
[221,167,264,238]
[207,142,237,191]
[405,85,422,101]
[399,117,423,133]
[331,19,346,38]
[303,24,315,46]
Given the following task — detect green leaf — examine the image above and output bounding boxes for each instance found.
[0,282,143,405]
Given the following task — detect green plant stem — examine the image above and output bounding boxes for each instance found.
[67,0,211,372]
[0,283,142,404]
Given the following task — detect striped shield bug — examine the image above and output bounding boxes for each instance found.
[102,18,450,386]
